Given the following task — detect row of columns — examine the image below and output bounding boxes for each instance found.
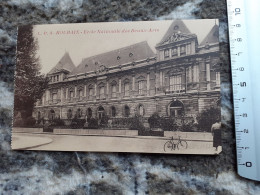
[40,64,216,106]
[45,72,152,105]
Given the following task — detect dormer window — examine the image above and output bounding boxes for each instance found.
[164,49,169,58]
[180,46,186,56]
[117,56,121,60]
[171,47,178,57]
[129,53,133,57]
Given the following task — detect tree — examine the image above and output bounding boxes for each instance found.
[14,25,48,119]
[196,107,221,132]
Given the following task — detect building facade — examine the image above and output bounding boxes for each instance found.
[34,20,220,124]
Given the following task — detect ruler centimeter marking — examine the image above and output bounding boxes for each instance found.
[227,0,259,181]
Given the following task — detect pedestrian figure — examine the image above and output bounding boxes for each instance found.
[211,121,221,151]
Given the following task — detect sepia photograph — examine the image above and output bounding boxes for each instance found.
[12,19,221,154]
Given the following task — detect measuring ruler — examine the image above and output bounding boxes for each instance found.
[227,0,260,181]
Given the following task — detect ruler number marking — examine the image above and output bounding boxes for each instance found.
[235,8,241,15]
[240,82,246,87]
[246,162,252,167]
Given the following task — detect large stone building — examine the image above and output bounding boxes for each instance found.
[34,20,220,124]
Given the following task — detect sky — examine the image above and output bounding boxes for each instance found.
[34,19,219,74]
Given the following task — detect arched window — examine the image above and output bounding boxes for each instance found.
[99,86,105,99]
[136,76,146,95]
[37,111,41,120]
[78,88,83,100]
[87,108,92,118]
[124,82,129,96]
[98,106,105,120]
[67,109,73,119]
[124,105,130,117]
[49,109,55,120]
[69,90,74,99]
[52,93,57,100]
[111,106,116,117]
[88,85,94,100]
[138,105,145,116]
[169,100,184,117]
[122,79,130,97]
[169,75,182,91]
[111,82,117,98]
[76,108,82,118]
[138,80,145,95]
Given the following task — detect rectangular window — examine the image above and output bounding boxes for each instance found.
[99,86,105,99]
[186,44,191,55]
[193,65,199,82]
[57,75,59,81]
[200,63,206,81]
[171,47,178,57]
[164,49,169,58]
[138,81,144,95]
[69,91,74,98]
[52,93,57,100]
[187,66,192,83]
[78,89,83,99]
[180,46,186,56]
[169,75,182,91]
[124,83,129,96]
[216,72,220,87]
[89,88,94,100]
[206,64,211,81]
[112,85,117,98]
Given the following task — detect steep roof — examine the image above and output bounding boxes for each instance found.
[48,52,76,74]
[70,41,155,75]
[159,20,191,44]
[200,24,219,45]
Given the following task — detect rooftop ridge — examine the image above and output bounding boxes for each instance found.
[200,24,219,45]
[81,41,149,61]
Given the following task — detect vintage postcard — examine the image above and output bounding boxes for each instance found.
[12,19,222,154]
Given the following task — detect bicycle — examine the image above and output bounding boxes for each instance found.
[164,136,188,152]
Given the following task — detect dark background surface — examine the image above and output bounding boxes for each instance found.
[0,0,259,194]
